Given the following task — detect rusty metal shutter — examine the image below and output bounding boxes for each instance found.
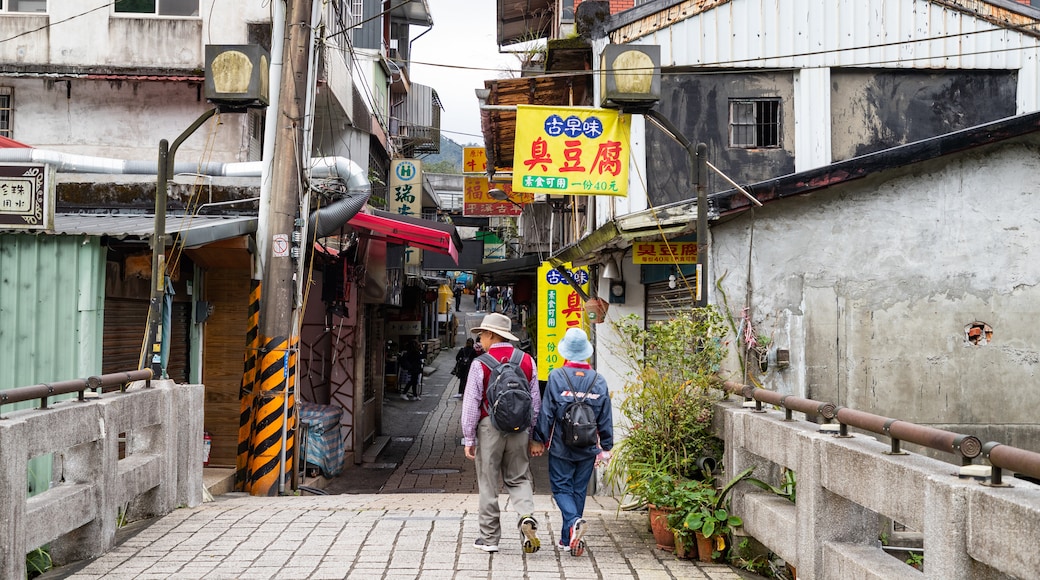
[102,298,148,374]
[102,297,190,381]
[645,281,698,323]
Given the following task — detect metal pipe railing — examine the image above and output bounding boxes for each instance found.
[721,380,1040,482]
[0,369,153,412]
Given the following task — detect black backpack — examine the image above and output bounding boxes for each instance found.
[478,350,532,432]
[559,369,599,449]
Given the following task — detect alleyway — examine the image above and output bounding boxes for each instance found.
[43,295,758,579]
[323,294,548,496]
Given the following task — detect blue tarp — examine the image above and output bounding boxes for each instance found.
[298,402,345,478]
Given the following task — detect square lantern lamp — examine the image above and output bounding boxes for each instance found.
[600,44,661,113]
[204,44,270,112]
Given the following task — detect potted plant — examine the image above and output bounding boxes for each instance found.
[604,308,729,552]
[679,466,757,562]
[606,308,728,484]
[625,462,680,550]
[665,478,715,559]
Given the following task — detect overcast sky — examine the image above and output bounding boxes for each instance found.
[409,0,518,147]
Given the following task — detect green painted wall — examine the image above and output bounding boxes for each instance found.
[0,234,105,498]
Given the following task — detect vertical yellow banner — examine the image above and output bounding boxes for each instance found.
[389,158,423,266]
[536,261,590,381]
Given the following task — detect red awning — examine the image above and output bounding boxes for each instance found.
[0,135,31,148]
[348,209,462,264]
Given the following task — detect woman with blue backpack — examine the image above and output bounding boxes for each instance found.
[532,327,614,557]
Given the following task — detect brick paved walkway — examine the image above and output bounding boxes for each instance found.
[47,304,757,579]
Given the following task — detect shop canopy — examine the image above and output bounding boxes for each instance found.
[348,209,462,264]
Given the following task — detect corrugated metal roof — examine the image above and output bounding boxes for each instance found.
[18,213,258,248]
[609,0,1040,70]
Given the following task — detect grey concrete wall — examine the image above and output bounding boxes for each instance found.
[0,380,203,580]
[712,136,1040,452]
[831,69,1017,161]
[719,400,1040,580]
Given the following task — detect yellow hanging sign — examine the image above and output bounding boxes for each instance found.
[632,241,698,264]
[513,105,631,197]
[536,261,590,381]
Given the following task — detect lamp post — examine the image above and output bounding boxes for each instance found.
[600,44,709,307]
[140,45,270,376]
[140,107,218,375]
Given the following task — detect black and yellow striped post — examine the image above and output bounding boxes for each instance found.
[247,334,297,496]
[235,280,262,491]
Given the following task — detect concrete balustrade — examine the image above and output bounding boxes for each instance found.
[719,399,1040,580]
[0,380,204,579]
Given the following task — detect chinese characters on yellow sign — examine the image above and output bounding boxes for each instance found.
[0,164,50,229]
[632,241,697,264]
[390,158,422,266]
[536,261,590,381]
[463,178,535,217]
[463,147,487,175]
[513,105,631,197]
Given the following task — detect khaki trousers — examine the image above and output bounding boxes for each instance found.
[475,417,535,543]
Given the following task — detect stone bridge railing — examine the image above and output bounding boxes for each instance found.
[0,379,204,579]
[718,395,1040,579]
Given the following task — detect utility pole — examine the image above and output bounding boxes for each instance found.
[247,0,314,496]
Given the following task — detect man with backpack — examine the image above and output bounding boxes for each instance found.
[461,312,542,554]
[532,327,613,557]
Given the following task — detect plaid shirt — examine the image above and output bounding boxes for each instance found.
[460,343,540,446]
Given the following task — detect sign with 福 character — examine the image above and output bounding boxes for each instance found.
[0,164,52,229]
[512,105,631,197]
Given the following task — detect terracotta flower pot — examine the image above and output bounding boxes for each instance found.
[695,531,714,562]
[647,505,676,551]
[674,534,694,559]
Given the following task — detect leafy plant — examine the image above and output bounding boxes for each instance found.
[679,466,756,538]
[745,467,796,504]
[26,546,52,578]
[906,552,924,570]
[606,307,728,495]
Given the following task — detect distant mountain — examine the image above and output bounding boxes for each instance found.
[421,136,480,173]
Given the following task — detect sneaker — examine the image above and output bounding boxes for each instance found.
[556,540,567,550]
[401,394,412,401]
[473,538,499,553]
[518,516,541,553]
[569,518,587,557]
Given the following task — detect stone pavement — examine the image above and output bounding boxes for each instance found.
[48,302,757,579]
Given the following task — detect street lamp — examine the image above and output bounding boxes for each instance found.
[140,45,270,376]
[488,187,525,210]
[600,44,708,307]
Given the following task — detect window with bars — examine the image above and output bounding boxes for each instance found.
[1,1,47,12]
[729,98,781,148]
[351,0,363,27]
[113,0,198,16]
[0,88,12,138]
[247,109,265,161]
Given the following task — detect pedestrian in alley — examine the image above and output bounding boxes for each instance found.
[475,284,483,311]
[461,312,543,554]
[532,327,613,557]
[453,283,463,311]
[488,285,500,312]
[452,337,477,399]
[399,339,424,401]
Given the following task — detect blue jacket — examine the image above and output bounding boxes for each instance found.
[534,363,613,461]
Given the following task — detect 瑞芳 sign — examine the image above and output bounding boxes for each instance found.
[513,105,630,197]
